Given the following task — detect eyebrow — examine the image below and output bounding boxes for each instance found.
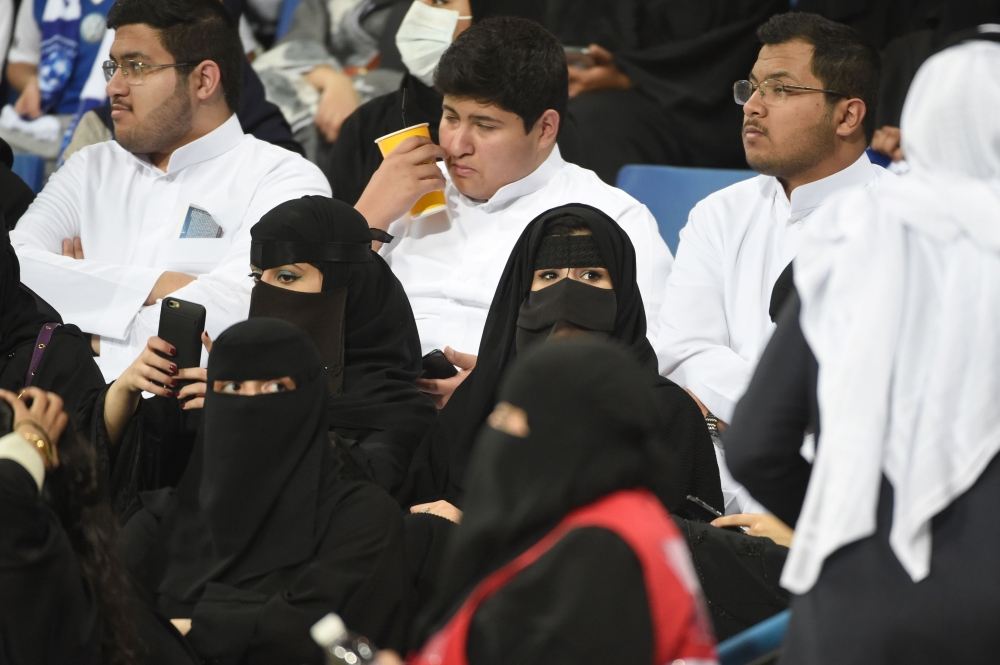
[441,104,505,124]
[112,50,152,62]
[750,69,799,83]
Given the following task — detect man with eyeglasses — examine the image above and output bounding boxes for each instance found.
[654,12,891,515]
[10,0,329,381]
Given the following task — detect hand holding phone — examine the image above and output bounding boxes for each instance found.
[420,349,458,380]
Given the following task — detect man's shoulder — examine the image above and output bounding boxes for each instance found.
[230,134,330,186]
[549,161,650,216]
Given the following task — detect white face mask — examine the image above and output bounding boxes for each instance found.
[395,1,471,88]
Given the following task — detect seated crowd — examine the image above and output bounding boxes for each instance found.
[1,1,999,664]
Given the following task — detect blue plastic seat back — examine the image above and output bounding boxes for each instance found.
[616,164,756,254]
[275,0,303,41]
[717,609,791,665]
[11,153,46,194]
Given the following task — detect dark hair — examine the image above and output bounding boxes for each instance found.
[107,0,244,112]
[545,215,591,236]
[44,428,142,665]
[757,12,881,142]
[434,17,567,134]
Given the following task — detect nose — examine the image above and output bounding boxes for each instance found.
[106,67,129,99]
[442,122,474,158]
[743,89,766,118]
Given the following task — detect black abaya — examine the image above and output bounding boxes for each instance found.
[0,460,102,665]
[400,204,721,514]
[117,320,412,662]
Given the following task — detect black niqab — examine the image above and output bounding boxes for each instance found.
[415,339,677,642]
[402,204,720,512]
[248,197,436,492]
[156,319,331,604]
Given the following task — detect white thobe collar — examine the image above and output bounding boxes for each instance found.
[767,152,877,224]
[463,145,565,214]
[129,113,243,175]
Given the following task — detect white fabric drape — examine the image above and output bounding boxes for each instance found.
[783,40,1000,593]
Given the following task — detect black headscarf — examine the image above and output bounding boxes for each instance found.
[248,196,436,473]
[415,339,678,641]
[155,318,338,605]
[403,204,721,509]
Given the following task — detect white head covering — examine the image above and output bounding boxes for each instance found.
[784,40,1000,594]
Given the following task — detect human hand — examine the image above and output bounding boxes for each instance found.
[118,336,178,398]
[13,76,42,119]
[410,500,463,524]
[415,347,475,409]
[355,135,447,235]
[144,272,197,306]
[0,387,69,468]
[176,333,213,410]
[712,513,794,547]
[373,650,404,665]
[312,68,360,143]
[61,237,84,259]
[870,126,904,162]
[567,44,632,98]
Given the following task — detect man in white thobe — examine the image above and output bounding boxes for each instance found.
[11,0,329,380]
[655,13,891,514]
[354,17,672,408]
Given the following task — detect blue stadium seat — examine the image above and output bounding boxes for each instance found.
[11,153,45,194]
[275,0,303,41]
[616,164,755,254]
[717,609,791,665]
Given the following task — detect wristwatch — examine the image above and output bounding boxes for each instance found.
[705,412,720,437]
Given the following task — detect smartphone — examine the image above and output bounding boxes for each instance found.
[420,349,458,380]
[685,495,749,534]
[156,298,207,389]
[564,45,595,69]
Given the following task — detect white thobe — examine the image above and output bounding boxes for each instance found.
[654,153,891,513]
[380,145,674,356]
[11,114,331,380]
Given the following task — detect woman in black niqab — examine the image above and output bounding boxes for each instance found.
[248,196,437,497]
[410,340,717,664]
[116,319,412,663]
[401,203,722,514]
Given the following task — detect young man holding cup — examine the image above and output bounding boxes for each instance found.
[354,17,673,408]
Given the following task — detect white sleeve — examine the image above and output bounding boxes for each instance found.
[11,154,161,342]
[654,203,753,423]
[0,0,15,73]
[619,202,673,343]
[0,432,45,491]
[96,158,333,377]
[6,0,40,66]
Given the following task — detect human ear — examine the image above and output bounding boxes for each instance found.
[835,98,867,139]
[192,60,223,103]
[535,109,560,150]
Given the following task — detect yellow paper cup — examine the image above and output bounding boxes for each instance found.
[374,123,447,219]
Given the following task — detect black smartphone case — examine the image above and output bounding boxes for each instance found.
[156,298,207,379]
[421,349,458,380]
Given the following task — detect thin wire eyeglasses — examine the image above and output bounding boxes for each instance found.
[102,59,197,85]
[733,79,845,106]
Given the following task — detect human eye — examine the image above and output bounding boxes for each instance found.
[219,381,241,394]
[275,270,300,284]
[262,381,288,394]
[581,269,604,281]
[477,123,495,132]
[248,269,262,282]
[540,270,561,281]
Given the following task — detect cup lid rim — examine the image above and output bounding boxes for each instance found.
[374,123,431,144]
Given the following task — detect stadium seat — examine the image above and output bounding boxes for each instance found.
[616,164,755,254]
[11,153,45,194]
[275,0,303,41]
[717,609,791,665]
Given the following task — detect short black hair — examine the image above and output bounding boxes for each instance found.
[108,0,244,112]
[757,12,881,142]
[434,17,567,134]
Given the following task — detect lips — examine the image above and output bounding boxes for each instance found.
[743,124,767,139]
[449,162,476,177]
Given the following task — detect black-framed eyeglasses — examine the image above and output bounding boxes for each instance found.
[734,79,846,106]
[102,59,197,85]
